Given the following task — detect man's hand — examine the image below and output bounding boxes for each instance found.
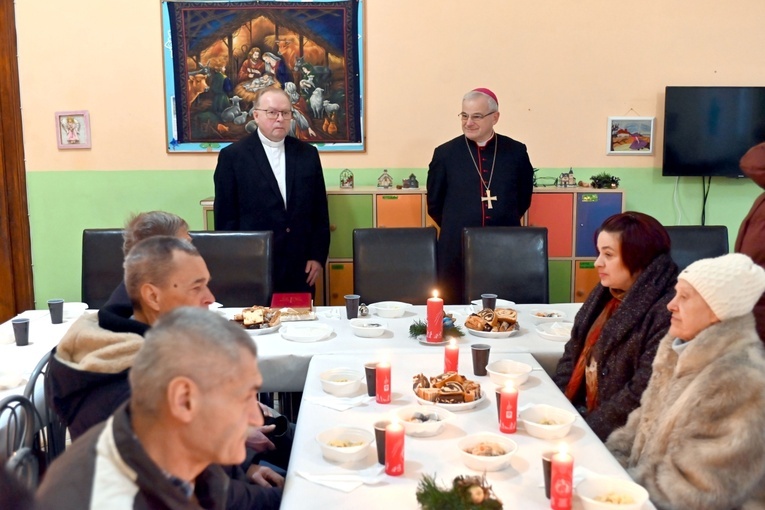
[246,464,285,488]
[305,260,322,286]
[245,425,276,453]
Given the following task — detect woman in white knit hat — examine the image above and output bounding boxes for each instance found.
[607,253,765,510]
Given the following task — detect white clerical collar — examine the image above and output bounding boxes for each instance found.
[258,129,285,149]
[475,132,495,148]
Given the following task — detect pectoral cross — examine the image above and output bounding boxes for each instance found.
[481,189,498,210]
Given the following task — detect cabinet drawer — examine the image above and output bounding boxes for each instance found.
[327,262,354,306]
[376,194,422,228]
[328,195,374,259]
[573,260,600,303]
[528,193,574,257]
[575,193,622,257]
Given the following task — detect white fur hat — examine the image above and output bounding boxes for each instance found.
[678,253,765,321]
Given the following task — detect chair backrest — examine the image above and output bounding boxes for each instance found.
[81,229,125,309]
[190,231,273,306]
[23,352,67,473]
[0,395,36,462]
[353,227,438,304]
[665,225,729,271]
[463,226,550,304]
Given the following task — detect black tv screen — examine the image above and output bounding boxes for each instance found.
[662,86,765,178]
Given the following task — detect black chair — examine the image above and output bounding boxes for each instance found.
[23,352,67,475]
[463,227,549,304]
[353,227,438,304]
[81,229,125,309]
[665,226,729,271]
[190,231,273,306]
[0,395,39,490]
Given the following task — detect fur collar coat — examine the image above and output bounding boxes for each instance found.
[606,314,765,510]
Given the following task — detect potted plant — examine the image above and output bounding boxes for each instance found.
[590,172,620,189]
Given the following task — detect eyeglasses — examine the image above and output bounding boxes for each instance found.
[254,109,293,120]
[458,112,496,122]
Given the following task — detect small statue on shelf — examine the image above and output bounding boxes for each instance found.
[340,168,354,189]
[377,169,393,189]
[408,173,419,188]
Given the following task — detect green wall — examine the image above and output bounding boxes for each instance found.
[26,168,761,307]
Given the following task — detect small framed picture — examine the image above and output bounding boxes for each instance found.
[56,110,91,149]
[607,116,654,155]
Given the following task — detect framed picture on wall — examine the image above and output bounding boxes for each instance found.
[161,0,364,153]
[607,116,654,155]
[55,110,91,149]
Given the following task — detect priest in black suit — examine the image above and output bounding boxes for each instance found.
[213,88,330,296]
[427,88,534,304]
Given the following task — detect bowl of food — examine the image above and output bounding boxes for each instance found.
[529,309,567,324]
[319,368,364,397]
[349,318,387,338]
[486,359,533,386]
[577,476,649,510]
[394,404,454,437]
[316,427,374,463]
[519,403,577,439]
[457,432,517,472]
[369,301,412,318]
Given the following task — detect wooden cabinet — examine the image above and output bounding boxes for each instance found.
[526,188,624,303]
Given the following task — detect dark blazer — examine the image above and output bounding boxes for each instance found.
[213,131,330,293]
[427,133,534,303]
[553,253,679,441]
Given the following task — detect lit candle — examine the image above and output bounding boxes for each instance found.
[550,443,574,510]
[375,361,391,404]
[444,338,459,373]
[499,381,518,433]
[385,420,405,476]
[427,290,444,343]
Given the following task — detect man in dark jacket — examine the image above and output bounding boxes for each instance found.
[37,308,264,510]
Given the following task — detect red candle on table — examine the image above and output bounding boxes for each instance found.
[385,421,405,476]
[444,338,459,373]
[499,381,518,433]
[427,290,444,343]
[550,443,574,510]
[375,361,391,404]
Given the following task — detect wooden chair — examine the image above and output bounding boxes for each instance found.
[0,395,39,490]
[24,352,67,476]
[463,227,550,304]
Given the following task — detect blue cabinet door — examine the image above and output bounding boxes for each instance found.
[575,192,623,257]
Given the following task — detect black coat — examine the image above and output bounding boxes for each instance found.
[427,134,534,304]
[553,253,679,441]
[213,131,330,293]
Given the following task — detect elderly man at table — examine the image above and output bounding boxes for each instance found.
[37,308,264,510]
[606,253,765,510]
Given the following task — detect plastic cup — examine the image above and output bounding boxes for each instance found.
[481,293,497,310]
[12,318,29,347]
[48,299,64,324]
[364,362,377,396]
[542,450,555,499]
[471,344,491,376]
[373,420,390,465]
[344,294,360,319]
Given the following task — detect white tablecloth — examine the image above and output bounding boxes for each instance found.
[226,303,582,392]
[281,352,655,509]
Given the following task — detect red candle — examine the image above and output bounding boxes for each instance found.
[499,382,518,433]
[427,290,444,343]
[385,421,405,476]
[375,361,391,404]
[550,444,574,510]
[444,338,459,373]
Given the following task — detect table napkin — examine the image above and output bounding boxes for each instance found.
[549,322,573,337]
[297,464,385,492]
[317,307,343,320]
[304,394,373,411]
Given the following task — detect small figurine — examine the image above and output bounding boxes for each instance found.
[358,303,369,317]
[377,169,393,189]
[408,173,419,188]
[340,168,354,189]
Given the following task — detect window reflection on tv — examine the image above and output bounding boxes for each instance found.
[662,86,765,178]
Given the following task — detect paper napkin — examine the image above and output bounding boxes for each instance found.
[304,394,373,411]
[297,465,384,492]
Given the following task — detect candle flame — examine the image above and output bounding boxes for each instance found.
[449,338,457,347]
[558,442,569,456]
[504,381,515,391]
[432,289,439,298]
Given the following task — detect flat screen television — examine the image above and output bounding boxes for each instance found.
[662,86,765,178]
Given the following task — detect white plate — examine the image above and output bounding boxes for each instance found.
[471,299,515,310]
[244,323,281,336]
[466,327,518,339]
[528,309,567,323]
[280,323,334,342]
[536,322,574,341]
[415,391,486,411]
[418,338,449,346]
